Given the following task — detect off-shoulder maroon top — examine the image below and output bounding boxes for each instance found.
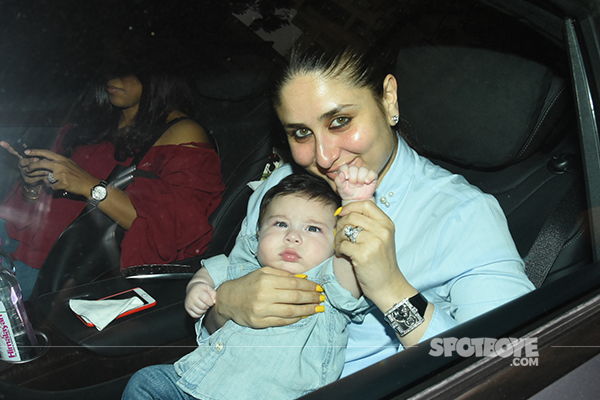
[0,139,224,269]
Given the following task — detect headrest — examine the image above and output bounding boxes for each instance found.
[194,50,276,102]
[395,46,567,170]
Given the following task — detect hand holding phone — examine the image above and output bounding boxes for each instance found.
[1,139,30,158]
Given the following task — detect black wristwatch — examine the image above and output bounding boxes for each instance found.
[383,293,428,337]
[89,180,108,207]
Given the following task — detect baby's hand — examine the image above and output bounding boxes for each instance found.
[185,282,217,319]
[334,165,377,204]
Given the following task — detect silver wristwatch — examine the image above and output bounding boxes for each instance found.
[383,293,428,337]
[89,180,108,207]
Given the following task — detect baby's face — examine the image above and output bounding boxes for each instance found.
[257,194,336,274]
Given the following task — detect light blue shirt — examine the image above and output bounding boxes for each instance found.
[237,136,535,377]
[175,235,369,400]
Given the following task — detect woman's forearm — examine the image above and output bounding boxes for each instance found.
[96,185,137,230]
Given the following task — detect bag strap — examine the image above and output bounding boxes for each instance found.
[129,116,191,167]
[104,116,192,188]
[524,178,585,288]
[80,117,192,211]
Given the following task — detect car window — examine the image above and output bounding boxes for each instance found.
[1,1,599,399]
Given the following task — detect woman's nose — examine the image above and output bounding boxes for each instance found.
[284,229,302,244]
[315,134,340,170]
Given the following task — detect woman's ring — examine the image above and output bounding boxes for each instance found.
[47,172,58,184]
[344,225,364,244]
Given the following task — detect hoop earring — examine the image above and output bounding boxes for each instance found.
[391,115,399,125]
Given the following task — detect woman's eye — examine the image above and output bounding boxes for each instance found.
[331,117,350,128]
[307,226,321,233]
[293,128,312,139]
[276,221,288,228]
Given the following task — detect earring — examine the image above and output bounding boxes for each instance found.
[391,115,399,125]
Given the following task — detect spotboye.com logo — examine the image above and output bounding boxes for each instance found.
[429,337,539,366]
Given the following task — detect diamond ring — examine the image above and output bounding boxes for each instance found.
[47,172,58,184]
[344,225,364,244]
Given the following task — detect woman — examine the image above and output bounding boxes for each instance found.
[200,47,534,377]
[0,59,224,300]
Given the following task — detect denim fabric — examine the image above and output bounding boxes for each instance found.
[122,364,195,400]
[0,218,38,300]
[173,235,369,400]
[237,136,535,377]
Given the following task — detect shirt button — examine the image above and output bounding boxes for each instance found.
[215,342,224,353]
[388,191,394,197]
[380,197,387,204]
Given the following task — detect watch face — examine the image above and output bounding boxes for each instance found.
[397,305,417,329]
[92,185,108,201]
[385,299,425,336]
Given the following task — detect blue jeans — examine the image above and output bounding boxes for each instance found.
[0,218,39,300]
[122,365,195,400]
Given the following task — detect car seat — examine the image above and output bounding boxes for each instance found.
[394,45,591,287]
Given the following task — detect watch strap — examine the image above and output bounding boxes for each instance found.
[409,292,428,316]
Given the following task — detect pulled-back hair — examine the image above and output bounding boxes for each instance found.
[257,173,341,229]
[272,46,389,110]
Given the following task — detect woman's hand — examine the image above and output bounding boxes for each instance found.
[0,141,46,187]
[205,267,325,332]
[335,201,418,311]
[21,148,100,197]
[335,201,433,345]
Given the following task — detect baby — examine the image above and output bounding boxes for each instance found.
[185,164,377,317]
[123,165,377,400]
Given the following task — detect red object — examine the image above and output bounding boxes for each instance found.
[0,138,224,270]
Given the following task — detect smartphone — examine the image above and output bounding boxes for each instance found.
[4,139,30,158]
[76,287,157,327]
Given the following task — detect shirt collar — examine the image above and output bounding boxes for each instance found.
[373,134,415,210]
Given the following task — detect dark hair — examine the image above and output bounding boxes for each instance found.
[272,46,389,111]
[257,173,341,229]
[61,72,200,161]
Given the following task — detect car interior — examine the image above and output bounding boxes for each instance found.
[1,0,599,399]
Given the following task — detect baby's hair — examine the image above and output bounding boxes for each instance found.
[257,173,341,229]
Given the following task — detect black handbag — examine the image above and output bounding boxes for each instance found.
[30,117,190,298]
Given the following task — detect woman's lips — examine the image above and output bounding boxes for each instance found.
[324,159,359,181]
[325,170,338,181]
[280,249,300,262]
[106,85,122,94]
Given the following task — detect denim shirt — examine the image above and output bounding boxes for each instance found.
[234,136,535,377]
[174,235,369,400]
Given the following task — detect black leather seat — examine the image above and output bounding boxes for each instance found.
[395,45,591,286]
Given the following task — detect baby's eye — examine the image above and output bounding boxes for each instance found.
[307,226,321,233]
[275,221,288,228]
[331,117,350,128]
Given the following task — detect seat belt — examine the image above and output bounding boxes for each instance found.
[524,178,585,288]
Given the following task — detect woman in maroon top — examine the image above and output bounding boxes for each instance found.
[0,55,224,299]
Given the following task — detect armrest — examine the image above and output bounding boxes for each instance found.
[31,276,196,357]
[121,264,197,280]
